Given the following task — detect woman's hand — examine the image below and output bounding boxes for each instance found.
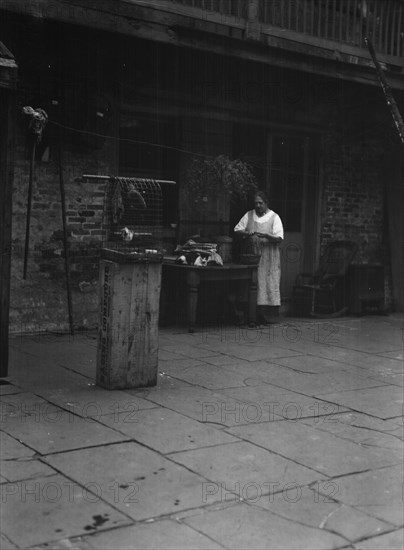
[256,232,282,243]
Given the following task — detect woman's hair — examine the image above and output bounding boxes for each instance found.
[254,190,269,204]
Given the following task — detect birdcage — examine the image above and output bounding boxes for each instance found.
[101,176,165,260]
[80,174,176,261]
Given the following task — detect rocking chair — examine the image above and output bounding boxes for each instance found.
[292,240,358,318]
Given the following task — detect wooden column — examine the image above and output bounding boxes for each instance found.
[0,76,16,377]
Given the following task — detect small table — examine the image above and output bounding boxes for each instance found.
[163,261,258,332]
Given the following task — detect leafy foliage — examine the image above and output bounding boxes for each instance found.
[185,154,258,204]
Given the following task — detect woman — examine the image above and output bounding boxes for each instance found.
[234,190,284,325]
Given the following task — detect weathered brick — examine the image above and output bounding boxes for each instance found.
[78,210,95,217]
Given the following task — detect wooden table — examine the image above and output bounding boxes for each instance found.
[163,261,258,332]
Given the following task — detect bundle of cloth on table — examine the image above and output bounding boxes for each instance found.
[174,240,223,267]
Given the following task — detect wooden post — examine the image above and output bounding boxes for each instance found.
[96,256,163,389]
[23,138,36,279]
[0,87,15,377]
[245,0,261,40]
[57,129,74,335]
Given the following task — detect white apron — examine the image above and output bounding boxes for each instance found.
[247,210,282,306]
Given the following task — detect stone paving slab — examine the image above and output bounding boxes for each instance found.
[198,340,303,362]
[0,394,129,454]
[0,383,24,396]
[300,412,404,450]
[36,385,158,419]
[0,458,55,484]
[319,464,404,526]
[353,528,404,549]
[314,385,403,419]
[10,335,97,365]
[8,357,92,391]
[201,354,271,367]
[280,345,404,374]
[154,372,196,390]
[0,533,18,550]
[217,359,385,395]
[387,416,403,426]
[11,335,96,378]
[377,350,404,361]
[325,328,402,354]
[168,440,321,501]
[139,386,250,427]
[369,372,404,387]
[0,431,56,482]
[1,391,49,411]
[218,384,350,423]
[254,487,392,543]
[161,360,264,390]
[198,325,295,349]
[0,473,131,548]
[97,406,238,454]
[159,358,206,370]
[267,354,382,376]
[44,442,215,521]
[50,519,224,550]
[1,431,36,459]
[159,349,192,361]
[227,421,402,477]
[182,501,346,549]
[158,342,220,360]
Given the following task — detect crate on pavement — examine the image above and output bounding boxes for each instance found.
[88,174,175,389]
[96,256,162,389]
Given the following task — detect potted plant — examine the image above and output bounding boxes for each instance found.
[184,154,258,262]
[185,154,258,205]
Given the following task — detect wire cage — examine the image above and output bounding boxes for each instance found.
[81,174,175,261]
[103,176,164,252]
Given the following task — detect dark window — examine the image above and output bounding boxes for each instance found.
[268,135,307,232]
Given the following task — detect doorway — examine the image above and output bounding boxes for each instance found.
[233,124,321,303]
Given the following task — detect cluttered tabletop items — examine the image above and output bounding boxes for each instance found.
[164,234,259,267]
[171,239,225,266]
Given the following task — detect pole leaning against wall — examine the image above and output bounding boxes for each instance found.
[365,38,404,147]
[22,106,48,279]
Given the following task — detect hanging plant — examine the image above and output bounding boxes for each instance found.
[185,154,258,205]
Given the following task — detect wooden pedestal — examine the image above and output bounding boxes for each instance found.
[96,255,162,389]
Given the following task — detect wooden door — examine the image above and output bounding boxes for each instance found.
[266,132,320,303]
[232,125,320,305]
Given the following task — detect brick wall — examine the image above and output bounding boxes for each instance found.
[321,129,385,261]
[320,127,392,308]
[10,142,113,334]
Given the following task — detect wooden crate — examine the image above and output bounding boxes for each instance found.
[96,256,162,389]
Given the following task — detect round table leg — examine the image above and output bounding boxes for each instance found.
[187,272,200,333]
